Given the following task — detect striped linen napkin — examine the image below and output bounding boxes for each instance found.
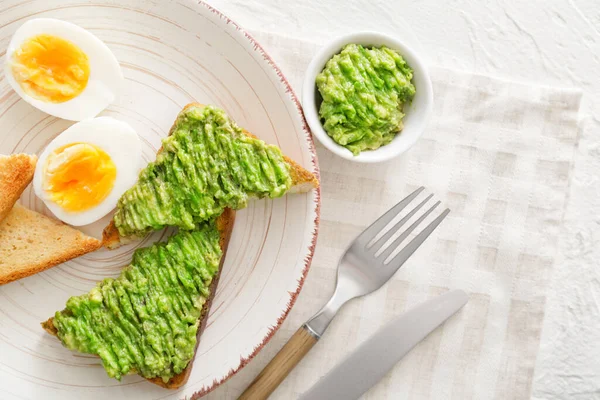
[207,32,582,400]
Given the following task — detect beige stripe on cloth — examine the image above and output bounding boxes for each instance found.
[206,32,582,400]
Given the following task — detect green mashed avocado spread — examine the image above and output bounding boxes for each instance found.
[316,44,416,155]
[53,222,222,381]
[114,105,292,238]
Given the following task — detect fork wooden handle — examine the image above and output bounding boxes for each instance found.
[239,325,318,400]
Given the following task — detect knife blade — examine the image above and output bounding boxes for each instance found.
[299,289,469,400]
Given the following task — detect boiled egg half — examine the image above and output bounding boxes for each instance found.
[33,117,143,226]
[4,18,123,121]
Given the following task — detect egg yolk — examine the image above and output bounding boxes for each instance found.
[10,34,90,103]
[43,143,116,212]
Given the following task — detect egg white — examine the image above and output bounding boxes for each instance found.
[4,18,123,121]
[33,117,143,226]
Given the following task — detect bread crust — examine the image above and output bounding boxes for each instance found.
[102,103,318,249]
[0,153,37,223]
[42,208,236,389]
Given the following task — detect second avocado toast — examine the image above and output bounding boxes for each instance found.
[43,209,235,388]
[42,104,319,387]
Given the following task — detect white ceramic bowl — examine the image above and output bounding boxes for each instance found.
[303,31,433,163]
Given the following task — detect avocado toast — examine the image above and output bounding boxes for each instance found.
[42,104,318,387]
[103,103,318,249]
[42,208,235,389]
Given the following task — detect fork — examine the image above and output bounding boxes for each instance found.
[239,187,450,400]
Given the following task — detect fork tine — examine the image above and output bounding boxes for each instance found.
[379,201,441,261]
[368,194,433,253]
[386,208,451,268]
[356,186,425,245]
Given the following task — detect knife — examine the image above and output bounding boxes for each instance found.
[299,289,469,400]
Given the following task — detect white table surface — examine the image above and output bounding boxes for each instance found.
[208,1,600,399]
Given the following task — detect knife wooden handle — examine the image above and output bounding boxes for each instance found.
[239,325,318,400]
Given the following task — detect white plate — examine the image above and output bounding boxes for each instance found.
[0,1,320,399]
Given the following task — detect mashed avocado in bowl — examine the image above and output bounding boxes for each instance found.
[316,44,416,156]
[303,32,432,163]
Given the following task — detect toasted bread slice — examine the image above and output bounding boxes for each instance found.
[42,208,235,389]
[0,153,37,222]
[0,204,101,285]
[102,103,318,249]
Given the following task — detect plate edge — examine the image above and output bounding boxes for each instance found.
[190,1,321,398]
